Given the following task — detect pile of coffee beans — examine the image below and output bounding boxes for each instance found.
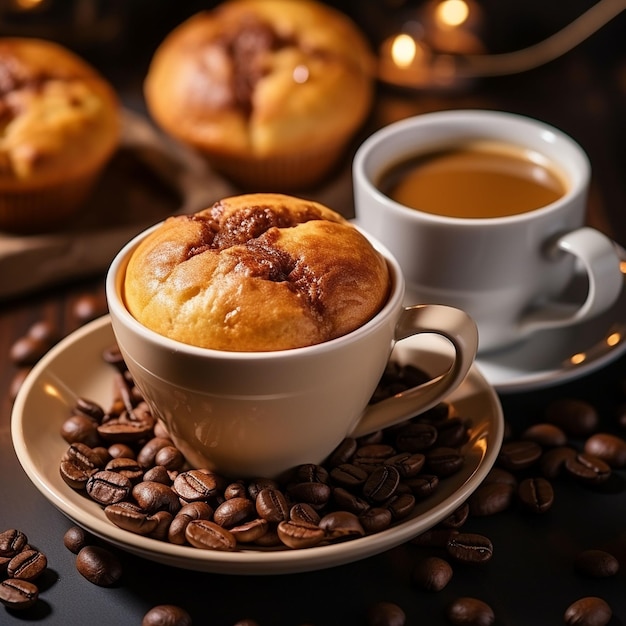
[8,303,626,625]
[58,351,473,552]
[0,529,48,612]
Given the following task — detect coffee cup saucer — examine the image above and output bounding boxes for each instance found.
[11,315,504,575]
[475,244,626,394]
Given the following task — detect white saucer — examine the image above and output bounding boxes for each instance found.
[11,316,503,575]
[477,246,626,394]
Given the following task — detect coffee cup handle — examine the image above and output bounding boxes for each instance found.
[519,227,623,333]
[350,304,478,439]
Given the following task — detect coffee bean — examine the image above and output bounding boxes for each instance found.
[564,597,611,626]
[564,453,611,485]
[384,452,425,478]
[173,470,222,501]
[132,481,181,515]
[447,533,493,564]
[497,440,542,471]
[9,321,58,366]
[426,447,464,477]
[276,520,325,549]
[154,445,186,471]
[363,465,400,503]
[104,502,159,535]
[521,422,568,447]
[255,488,289,523]
[468,482,514,516]
[546,398,599,437]
[213,498,255,528]
[86,470,132,505]
[405,474,439,499]
[7,549,47,581]
[330,463,369,489]
[0,578,39,611]
[435,416,468,447]
[584,433,626,468]
[574,550,619,578]
[395,423,438,452]
[411,555,453,591]
[142,604,192,626]
[359,507,393,534]
[517,477,554,513]
[287,481,331,507]
[185,520,237,551]
[76,545,122,586]
[366,601,406,626]
[332,487,370,515]
[0,529,28,557]
[386,493,416,520]
[318,511,364,540]
[229,518,269,544]
[60,414,101,447]
[540,446,577,479]
[72,293,107,325]
[292,463,329,484]
[446,597,495,626]
[289,503,321,526]
[63,526,93,554]
[106,457,144,483]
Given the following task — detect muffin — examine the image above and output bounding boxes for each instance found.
[143,0,375,191]
[0,37,121,233]
[123,193,390,351]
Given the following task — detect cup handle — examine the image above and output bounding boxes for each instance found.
[349,304,478,439]
[519,227,623,333]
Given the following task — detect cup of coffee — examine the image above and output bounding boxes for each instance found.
[353,109,623,353]
[106,195,478,478]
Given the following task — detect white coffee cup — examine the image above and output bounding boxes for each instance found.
[353,109,623,353]
[106,224,478,478]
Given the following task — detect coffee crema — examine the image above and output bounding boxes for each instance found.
[379,141,568,219]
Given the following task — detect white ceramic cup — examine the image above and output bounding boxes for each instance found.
[353,109,623,353]
[106,224,478,479]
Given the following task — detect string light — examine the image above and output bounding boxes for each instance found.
[378,0,626,88]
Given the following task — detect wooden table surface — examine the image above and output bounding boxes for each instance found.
[1,2,626,624]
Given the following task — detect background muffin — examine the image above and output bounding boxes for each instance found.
[0,37,121,233]
[143,0,375,191]
[124,193,390,351]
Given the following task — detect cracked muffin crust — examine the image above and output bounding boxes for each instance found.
[123,193,390,351]
[143,0,375,190]
[0,37,120,232]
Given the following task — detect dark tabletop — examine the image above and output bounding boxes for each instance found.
[2,2,626,625]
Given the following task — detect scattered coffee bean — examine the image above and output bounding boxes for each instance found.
[497,440,542,471]
[366,601,406,626]
[574,550,619,578]
[564,453,611,485]
[446,533,493,564]
[63,526,94,554]
[7,549,47,581]
[0,578,39,611]
[142,604,192,626]
[517,477,554,513]
[446,597,495,626]
[75,545,122,586]
[583,433,626,468]
[521,422,568,447]
[468,482,514,516]
[411,555,453,591]
[546,398,599,437]
[564,597,611,626]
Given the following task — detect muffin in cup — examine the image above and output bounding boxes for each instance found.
[0,37,121,234]
[143,0,375,191]
[123,193,390,351]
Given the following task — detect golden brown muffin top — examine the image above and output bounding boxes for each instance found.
[143,0,375,157]
[0,37,120,187]
[124,194,390,351]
